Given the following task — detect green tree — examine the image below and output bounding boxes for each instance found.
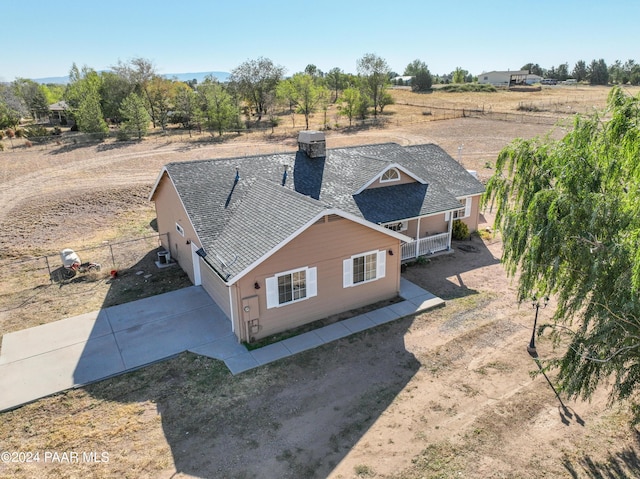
[173,83,201,135]
[624,59,640,85]
[111,57,161,127]
[99,71,133,123]
[65,64,108,137]
[452,67,468,84]
[147,76,177,130]
[339,87,363,127]
[522,63,545,77]
[556,63,569,81]
[405,59,432,92]
[357,53,391,118]
[230,57,285,121]
[326,67,346,103]
[404,59,427,77]
[304,64,323,79]
[198,78,240,136]
[290,73,326,130]
[119,92,150,140]
[483,87,640,422]
[572,60,588,82]
[588,59,609,85]
[12,78,49,121]
[276,77,299,115]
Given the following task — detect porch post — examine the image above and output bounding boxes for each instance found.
[447,212,453,250]
[415,217,421,258]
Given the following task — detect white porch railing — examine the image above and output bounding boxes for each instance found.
[401,232,450,261]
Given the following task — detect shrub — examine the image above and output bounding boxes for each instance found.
[116,128,131,141]
[452,219,470,240]
[5,129,15,138]
[14,128,26,138]
[24,125,48,139]
[0,143,4,151]
[0,130,4,139]
[440,83,496,93]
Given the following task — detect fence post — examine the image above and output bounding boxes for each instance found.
[44,255,53,283]
[109,244,116,268]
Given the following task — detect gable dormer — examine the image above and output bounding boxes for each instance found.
[355,163,427,194]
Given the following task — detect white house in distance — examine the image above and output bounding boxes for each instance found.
[478,70,542,87]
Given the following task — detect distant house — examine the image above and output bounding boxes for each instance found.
[525,74,543,85]
[391,75,413,86]
[478,70,531,87]
[150,132,484,343]
[48,100,73,126]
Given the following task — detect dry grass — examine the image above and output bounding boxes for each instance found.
[2,86,640,478]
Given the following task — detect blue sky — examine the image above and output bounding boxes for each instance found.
[2,0,639,82]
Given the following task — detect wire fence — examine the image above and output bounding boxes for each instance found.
[0,234,168,295]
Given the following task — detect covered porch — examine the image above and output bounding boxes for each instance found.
[401,232,451,261]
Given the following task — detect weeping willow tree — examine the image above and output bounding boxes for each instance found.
[483,86,640,421]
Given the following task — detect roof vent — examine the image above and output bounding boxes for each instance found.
[297,130,326,158]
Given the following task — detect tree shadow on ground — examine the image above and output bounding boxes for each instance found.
[80,306,419,477]
[402,234,500,300]
[562,444,640,478]
[47,139,103,155]
[95,141,134,152]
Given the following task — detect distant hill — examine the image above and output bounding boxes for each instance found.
[30,71,230,85]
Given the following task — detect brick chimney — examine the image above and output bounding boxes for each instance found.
[297,130,326,158]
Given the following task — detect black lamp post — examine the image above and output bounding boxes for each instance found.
[527,295,549,357]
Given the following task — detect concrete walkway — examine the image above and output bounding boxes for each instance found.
[0,279,443,412]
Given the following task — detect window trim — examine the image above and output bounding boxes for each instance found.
[445,197,472,221]
[380,167,400,183]
[265,266,317,309]
[343,250,386,288]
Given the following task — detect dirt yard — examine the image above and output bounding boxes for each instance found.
[1,86,639,478]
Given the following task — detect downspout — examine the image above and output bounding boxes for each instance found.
[228,286,236,336]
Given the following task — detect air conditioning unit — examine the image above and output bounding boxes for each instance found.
[157,250,171,264]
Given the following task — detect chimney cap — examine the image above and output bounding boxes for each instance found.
[297,130,325,144]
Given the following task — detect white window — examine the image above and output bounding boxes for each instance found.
[265,266,317,308]
[380,168,400,183]
[445,197,472,220]
[176,223,185,237]
[343,250,386,288]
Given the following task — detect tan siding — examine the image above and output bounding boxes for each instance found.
[152,174,198,283]
[460,195,482,232]
[201,261,232,320]
[235,218,401,342]
[418,215,449,237]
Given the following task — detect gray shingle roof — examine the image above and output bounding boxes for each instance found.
[160,141,484,281]
[206,179,328,279]
[403,144,485,197]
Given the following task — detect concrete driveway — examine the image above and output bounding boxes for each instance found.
[0,286,245,412]
[0,280,443,412]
